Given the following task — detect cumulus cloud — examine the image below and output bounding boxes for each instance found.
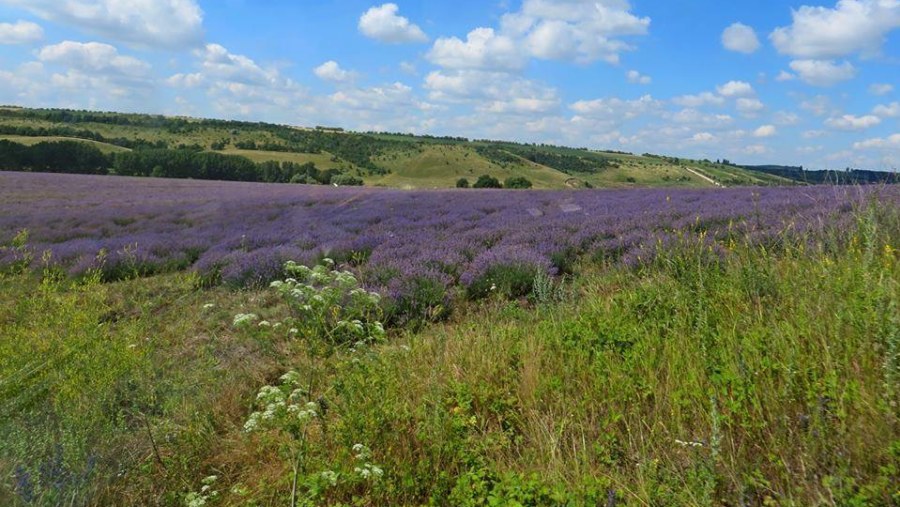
[0,0,204,49]
[753,125,777,137]
[314,61,356,83]
[672,92,725,108]
[39,41,150,78]
[788,59,856,86]
[571,94,663,119]
[770,0,900,59]
[503,0,651,64]
[428,28,525,71]
[869,83,894,95]
[424,69,559,114]
[721,22,760,53]
[825,114,882,130]
[626,70,651,84]
[716,80,755,97]
[736,98,765,116]
[358,3,428,44]
[0,20,43,45]
[776,70,796,81]
[691,132,716,143]
[853,133,900,150]
[166,43,307,119]
[873,102,900,117]
[773,111,801,125]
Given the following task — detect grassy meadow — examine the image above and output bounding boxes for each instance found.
[1,194,897,506]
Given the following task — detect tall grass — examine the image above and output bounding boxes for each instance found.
[1,202,897,506]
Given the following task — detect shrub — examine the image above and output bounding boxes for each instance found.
[265,260,385,352]
[456,178,470,188]
[503,176,532,189]
[331,174,364,186]
[473,175,502,189]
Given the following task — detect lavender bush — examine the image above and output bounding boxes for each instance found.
[2,172,896,315]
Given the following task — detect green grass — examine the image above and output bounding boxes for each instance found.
[213,149,357,171]
[0,136,131,154]
[1,206,897,506]
[367,145,578,189]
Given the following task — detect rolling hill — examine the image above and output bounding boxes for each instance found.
[0,107,800,189]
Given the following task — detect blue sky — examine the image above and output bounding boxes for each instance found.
[0,0,897,170]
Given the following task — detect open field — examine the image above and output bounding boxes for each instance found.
[1,172,898,506]
[213,149,357,172]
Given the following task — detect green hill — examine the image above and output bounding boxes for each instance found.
[0,107,798,189]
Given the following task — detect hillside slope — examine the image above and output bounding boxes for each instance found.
[0,107,797,189]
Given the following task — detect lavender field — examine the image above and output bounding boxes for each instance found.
[2,171,894,297]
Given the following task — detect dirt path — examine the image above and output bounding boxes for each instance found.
[686,167,724,188]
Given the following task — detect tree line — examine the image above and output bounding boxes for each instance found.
[0,140,363,185]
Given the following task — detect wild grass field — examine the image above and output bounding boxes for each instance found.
[0,172,898,506]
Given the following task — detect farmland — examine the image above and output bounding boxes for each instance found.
[1,171,898,506]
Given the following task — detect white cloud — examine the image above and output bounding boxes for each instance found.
[668,108,733,127]
[802,129,828,138]
[736,98,765,116]
[825,114,882,130]
[869,83,894,96]
[800,95,834,116]
[501,0,651,64]
[571,94,663,119]
[358,3,428,44]
[424,69,559,116]
[0,20,43,45]
[672,92,725,108]
[788,59,856,86]
[770,0,900,59]
[314,61,356,83]
[691,132,717,143]
[626,70,651,85]
[853,133,900,150]
[716,80,754,97]
[753,125,777,137]
[0,0,203,49]
[165,43,307,120]
[743,144,770,155]
[873,102,900,117]
[721,22,760,53]
[776,70,796,81]
[773,111,801,125]
[39,41,150,78]
[428,28,525,71]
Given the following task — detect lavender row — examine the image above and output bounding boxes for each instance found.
[1,172,893,299]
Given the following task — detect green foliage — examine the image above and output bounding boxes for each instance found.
[330,174,364,186]
[456,178,470,188]
[473,174,502,189]
[264,260,385,353]
[467,263,542,299]
[503,176,533,189]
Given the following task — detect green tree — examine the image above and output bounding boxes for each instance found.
[503,176,532,189]
[456,178,470,188]
[473,174,502,189]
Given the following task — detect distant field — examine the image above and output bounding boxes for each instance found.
[213,149,357,171]
[0,135,131,154]
[368,144,577,189]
